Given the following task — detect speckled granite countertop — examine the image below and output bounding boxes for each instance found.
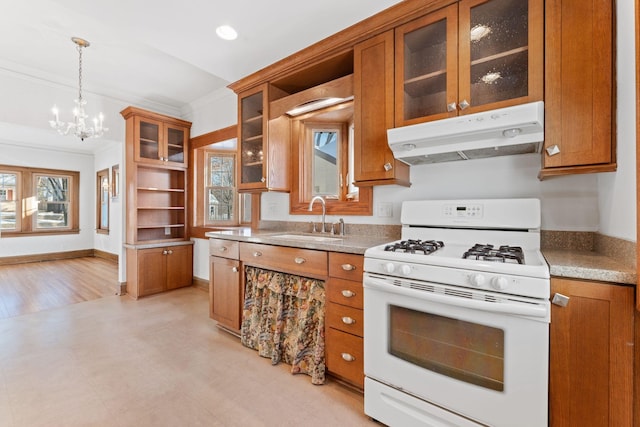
[542,249,637,285]
[205,229,391,255]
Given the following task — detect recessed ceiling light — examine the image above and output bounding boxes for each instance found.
[216,25,238,41]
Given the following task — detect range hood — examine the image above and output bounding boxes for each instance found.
[387,101,544,165]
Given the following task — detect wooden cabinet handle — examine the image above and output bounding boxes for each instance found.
[341,290,356,298]
[341,264,356,271]
[294,257,306,264]
[253,251,262,257]
[341,316,355,325]
[341,353,356,362]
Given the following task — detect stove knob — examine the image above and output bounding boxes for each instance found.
[384,263,395,274]
[400,265,412,276]
[470,273,486,287]
[491,276,509,290]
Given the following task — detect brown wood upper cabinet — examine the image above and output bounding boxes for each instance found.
[122,108,190,168]
[394,0,543,127]
[539,0,616,179]
[237,83,290,192]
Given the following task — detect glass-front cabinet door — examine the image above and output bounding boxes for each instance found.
[238,84,267,190]
[458,0,543,114]
[395,0,542,126]
[134,117,162,163]
[395,5,459,127]
[164,125,188,167]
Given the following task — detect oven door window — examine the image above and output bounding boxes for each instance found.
[389,305,504,391]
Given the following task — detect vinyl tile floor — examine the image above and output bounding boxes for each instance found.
[0,287,376,427]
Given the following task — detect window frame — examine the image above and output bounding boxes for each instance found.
[0,165,79,237]
[0,169,21,232]
[96,168,109,234]
[204,151,238,226]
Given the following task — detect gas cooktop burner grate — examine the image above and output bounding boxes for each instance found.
[463,244,525,264]
[384,239,444,255]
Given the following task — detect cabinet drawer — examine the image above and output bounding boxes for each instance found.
[209,239,239,259]
[240,242,328,278]
[325,328,364,389]
[329,252,363,281]
[326,302,363,336]
[326,278,363,309]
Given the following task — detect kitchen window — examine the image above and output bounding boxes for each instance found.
[0,165,79,236]
[205,152,237,225]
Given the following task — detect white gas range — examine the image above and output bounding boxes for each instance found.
[363,198,550,427]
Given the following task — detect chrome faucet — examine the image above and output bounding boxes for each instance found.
[308,195,326,233]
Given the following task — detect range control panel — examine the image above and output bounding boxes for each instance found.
[443,203,483,219]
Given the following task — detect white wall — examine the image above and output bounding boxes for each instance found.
[598,0,637,242]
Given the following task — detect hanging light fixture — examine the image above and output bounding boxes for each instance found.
[49,37,107,141]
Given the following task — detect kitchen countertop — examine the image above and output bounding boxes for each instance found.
[205,229,391,255]
[542,249,637,285]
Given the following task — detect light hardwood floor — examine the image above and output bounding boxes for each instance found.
[0,257,118,319]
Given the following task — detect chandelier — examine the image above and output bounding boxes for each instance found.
[49,37,107,141]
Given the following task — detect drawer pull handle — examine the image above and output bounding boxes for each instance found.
[294,257,306,264]
[231,267,238,273]
[341,316,355,325]
[218,247,228,252]
[253,251,262,257]
[341,353,356,362]
[341,264,356,271]
[341,290,356,298]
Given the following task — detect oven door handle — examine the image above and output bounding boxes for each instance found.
[364,276,549,319]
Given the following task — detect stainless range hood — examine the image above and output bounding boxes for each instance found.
[387,101,544,165]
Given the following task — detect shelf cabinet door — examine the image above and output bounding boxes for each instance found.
[134,116,163,164]
[539,0,615,178]
[163,124,189,168]
[353,30,410,187]
[165,244,193,290]
[395,4,459,126]
[549,278,634,427]
[210,256,243,331]
[458,0,543,114]
[134,247,167,297]
[238,84,268,191]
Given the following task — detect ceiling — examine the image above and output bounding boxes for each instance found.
[0,0,401,151]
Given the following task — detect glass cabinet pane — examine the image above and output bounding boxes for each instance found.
[402,19,449,120]
[468,0,529,106]
[240,91,264,185]
[139,121,160,161]
[166,127,185,163]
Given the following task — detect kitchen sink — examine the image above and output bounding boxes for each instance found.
[269,233,343,242]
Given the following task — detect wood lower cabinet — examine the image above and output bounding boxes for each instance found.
[325,253,364,389]
[539,0,615,178]
[549,278,634,427]
[126,243,193,299]
[209,239,243,332]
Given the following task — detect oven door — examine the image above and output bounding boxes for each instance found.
[363,272,549,427]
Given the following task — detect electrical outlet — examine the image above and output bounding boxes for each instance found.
[164,227,171,235]
[377,202,393,218]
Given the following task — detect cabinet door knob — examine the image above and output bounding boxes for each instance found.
[218,246,228,252]
[383,162,393,171]
[552,293,570,307]
[546,145,561,156]
[231,267,238,273]
[341,264,356,271]
[341,290,356,298]
[167,249,173,255]
[341,316,355,325]
[162,250,168,255]
[253,251,262,257]
[294,257,306,264]
[459,99,470,110]
[447,101,457,112]
[341,353,356,362]
[261,177,266,183]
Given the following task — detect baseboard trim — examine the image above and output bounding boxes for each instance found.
[193,276,209,292]
[0,249,119,266]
